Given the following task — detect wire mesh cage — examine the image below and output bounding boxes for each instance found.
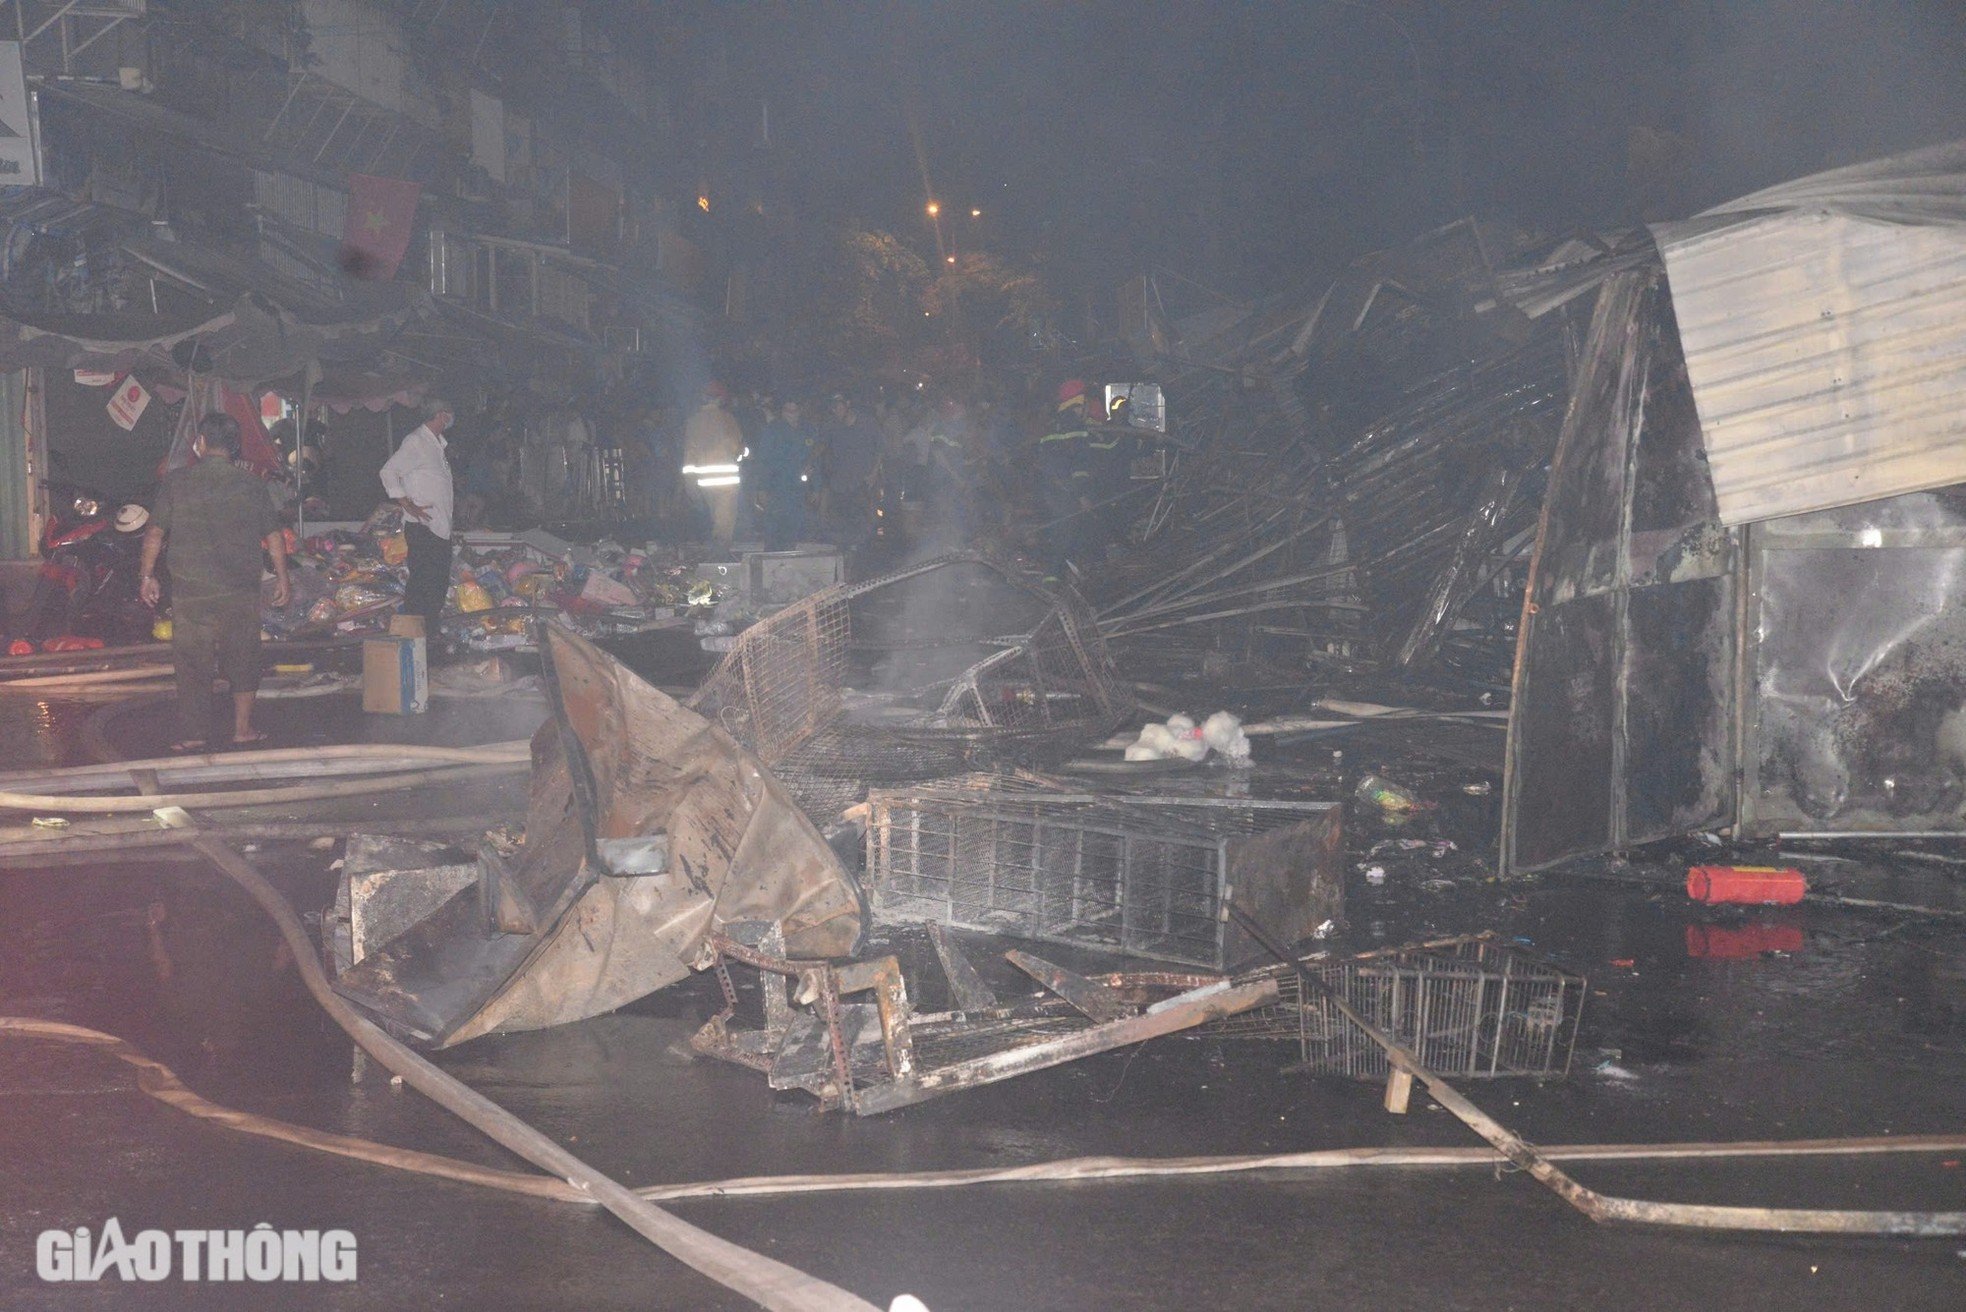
[933,591,1128,734]
[866,776,1342,969]
[690,556,1131,818]
[688,590,853,766]
[1208,935,1585,1080]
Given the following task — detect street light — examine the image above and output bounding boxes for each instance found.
[969,208,981,218]
[925,200,941,218]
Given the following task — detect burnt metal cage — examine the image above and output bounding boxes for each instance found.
[689,589,853,766]
[865,776,1342,969]
[1209,935,1585,1080]
[689,556,1128,767]
[689,556,1132,825]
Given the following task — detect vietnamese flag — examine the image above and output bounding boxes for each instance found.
[340,174,422,281]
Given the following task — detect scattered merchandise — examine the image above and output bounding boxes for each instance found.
[1122,710,1251,764]
[1354,773,1431,817]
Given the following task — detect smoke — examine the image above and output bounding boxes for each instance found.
[1684,0,1966,207]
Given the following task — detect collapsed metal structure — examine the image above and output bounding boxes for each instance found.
[1088,141,1966,872]
[332,625,863,1046]
[1092,218,1580,688]
[1505,140,1966,868]
[688,554,1133,821]
[328,142,1966,1124]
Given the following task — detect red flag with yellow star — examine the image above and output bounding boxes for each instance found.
[340,174,422,281]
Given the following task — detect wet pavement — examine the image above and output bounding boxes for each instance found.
[1,688,1963,1308]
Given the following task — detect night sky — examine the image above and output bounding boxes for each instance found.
[631,0,1966,303]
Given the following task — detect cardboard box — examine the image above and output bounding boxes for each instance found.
[746,549,844,608]
[388,613,426,638]
[363,634,428,714]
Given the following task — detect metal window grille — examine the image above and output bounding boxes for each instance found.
[866,777,1342,969]
[1209,935,1585,1080]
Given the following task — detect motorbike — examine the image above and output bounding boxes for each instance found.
[10,480,159,645]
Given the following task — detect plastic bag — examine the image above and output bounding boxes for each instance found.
[1354,774,1430,815]
[454,579,494,613]
[581,572,637,608]
[333,584,391,611]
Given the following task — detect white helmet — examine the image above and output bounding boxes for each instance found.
[114,503,150,533]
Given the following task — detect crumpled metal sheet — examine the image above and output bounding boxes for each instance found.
[334,624,862,1046]
[1502,267,1738,873]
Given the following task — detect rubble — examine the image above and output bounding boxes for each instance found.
[322,606,1360,1112]
[688,921,1279,1115]
[330,624,862,1045]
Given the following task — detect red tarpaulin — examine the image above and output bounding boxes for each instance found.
[158,380,282,478]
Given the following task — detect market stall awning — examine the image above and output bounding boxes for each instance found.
[0,285,430,387]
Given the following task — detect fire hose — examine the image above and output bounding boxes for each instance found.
[0,763,1959,1312]
[1224,901,1966,1237]
[5,1011,1965,1206]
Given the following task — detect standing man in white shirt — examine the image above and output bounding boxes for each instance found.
[379,398,456,628]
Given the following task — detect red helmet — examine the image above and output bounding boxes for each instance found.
[1056,378,1086,409]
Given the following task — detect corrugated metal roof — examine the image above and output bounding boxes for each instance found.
[1652,141,1966,526]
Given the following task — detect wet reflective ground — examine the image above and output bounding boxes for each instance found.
[0,692,1962,1308]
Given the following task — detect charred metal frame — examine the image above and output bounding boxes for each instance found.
[1205,934,1586,1083]
[864,778,1343,970]
[1504,260,1966,871]
[690,926,1278,1116]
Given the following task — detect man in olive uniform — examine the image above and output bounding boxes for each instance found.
[140,413,290,750]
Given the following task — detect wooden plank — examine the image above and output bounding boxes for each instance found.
[1383,1067,1414,1115]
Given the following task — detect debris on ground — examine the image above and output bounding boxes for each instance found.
[863,775,1341,969]
[689,921,1279,1115]
[1353,772,1430,818]
[331,624,862,1045]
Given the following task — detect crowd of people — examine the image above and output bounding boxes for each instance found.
[625,376,1140,576]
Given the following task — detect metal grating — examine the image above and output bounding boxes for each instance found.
[934,588,1128,735]
[1209,936,1585,1081]
[690,555,1130,778]
[866,777,1342,969]
[688,591,852,765]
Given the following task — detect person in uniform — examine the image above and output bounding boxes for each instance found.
[140,413,290,750]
